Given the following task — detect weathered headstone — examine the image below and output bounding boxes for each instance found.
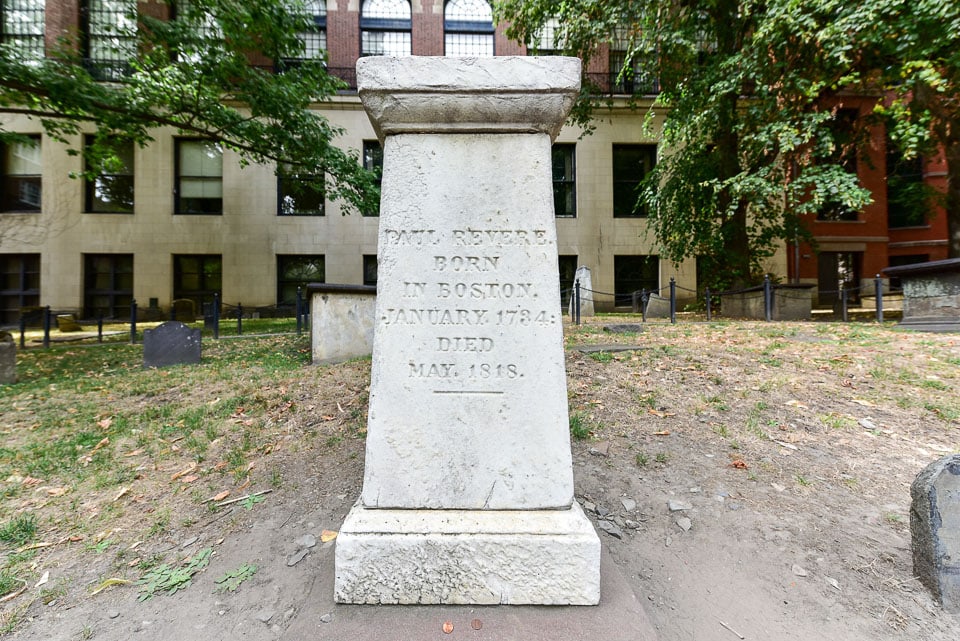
[568,265,595,318]
[307,283,376,364]
[143,321,201,369]
[0,331,15,384]
[884,258,960,332]
[335,56,600,605]
[911,454,960,612]
[56,314,83,332]
[171,299,196,323]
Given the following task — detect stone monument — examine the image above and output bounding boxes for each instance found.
[911,454,960,612]
[334,56,601,605]
[0,331,15,384]
[568,265,595,318]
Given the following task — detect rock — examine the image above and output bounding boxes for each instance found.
[319,613,333,623]
[676,517,692,532]
[771,483,786,492]
[727,502,743,511]
[620,497,637,512]
[286,549,309,567]
[582,501,596,514]
[668,500,692,512]
[624,519,639,529]
[825,576,841,591]
[180,536,199,549]
[596,505,612,518]
[257,610,275,624]
[108,610,120,619]
[597,520,623,539]
[664,536,672,547]
[792,564,808,577]
[296,534,318,549]
[589,441,610,457]
[911,454,960,611]
[859,418,877,430]
[688,487,702,494]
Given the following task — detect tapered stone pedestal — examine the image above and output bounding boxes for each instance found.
[335,56,600,605]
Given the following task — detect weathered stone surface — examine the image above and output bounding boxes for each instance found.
[336,56,599,606]
[884,258,960,332]
[568,265,595,318]
[143,321,201,368]
[308,284,376,364]
[56,314,82,332]
[335,503,600,605]
[911,454,960,611]
[0,332,15,384]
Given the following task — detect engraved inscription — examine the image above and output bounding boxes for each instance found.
[437,282,535,299]
[433,256,500,272]
[383,229,440,246]
[451,229,548,246]
[437,337,495,352]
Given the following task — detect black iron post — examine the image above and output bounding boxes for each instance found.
[130,300,138,344]
[875,275,884,323]
[42,306,51,348]
[98,314,104,343]
[763,275,773,322]
[840,286,848,323]
[237,303,243,335]
[574,279,581,325]
[296,287,303,336]
[669,277,677,324]
[19,316,26,349]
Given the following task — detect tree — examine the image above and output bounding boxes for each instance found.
[0,0,378,215]
[496,0,874,289]
[857,0,960,256]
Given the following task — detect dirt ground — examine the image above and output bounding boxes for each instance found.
[4,318,960,640]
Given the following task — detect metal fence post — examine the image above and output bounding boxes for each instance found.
[705,287,712,321]
[130,300,138,344]
[840,285,848,323]
[669,277,677,324]
[98,314,104,343]
[763,275,773,322]
[19,317,26,349]
[42,306,51,348]
[574,279,581,325]
[296,287,303,336]
[875,274,884,323]
[237,303,243,335]
[213,293,220,340]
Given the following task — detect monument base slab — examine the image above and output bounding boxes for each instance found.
[335,502,600,605]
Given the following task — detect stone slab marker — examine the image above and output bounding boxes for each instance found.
[142,321,201,368]
[335,56,601,605]
[911,454,960,612]
[0,331,15,384]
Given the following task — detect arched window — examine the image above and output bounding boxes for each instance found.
[297,0,327,60]
[360,0,411,57]
[444,0,493,57]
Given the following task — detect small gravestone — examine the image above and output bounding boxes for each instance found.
[0,331,15,384]
[56,314,82,332]
[568,265,595,318]
[143,321,201,369]
[171,299,196,323]
[911,454,960,612]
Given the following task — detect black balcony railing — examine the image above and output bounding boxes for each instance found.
[583,72,660,97]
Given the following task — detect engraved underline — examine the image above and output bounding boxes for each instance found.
[432,390,504,395]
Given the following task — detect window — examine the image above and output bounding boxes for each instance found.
[362,140,383,217]
[277,255,324,305]
[297,0,326,60]
[173,254,221,312]
[552,144,576,217]
[1,0,45,62]
[85,137,134,213]
[1,136,41,212]
[173,0,219,64]
[608,28,657,95]
[444,0,493,57]
[529,17,562,56]
[817,251,861,307]
[614,255,658,307]
[360,0,411,57]
[0,253,40,324]
[817,109,860,222]
[278,166,324,216]
[82,0,136,81]
[175,139,222,214]
[558,255,577,308]
[612,144,656,217]
[363,254,378,287]
[887,143,926,229]
[84,253,133,319]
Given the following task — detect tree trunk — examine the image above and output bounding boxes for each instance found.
[945,136,960,258]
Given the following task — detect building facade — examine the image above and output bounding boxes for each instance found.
[0,1,947,325]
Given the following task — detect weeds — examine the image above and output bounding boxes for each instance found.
[569,413,591,440]
[137,548,212,601]
[587,351,613,364]
[0,514,37,547]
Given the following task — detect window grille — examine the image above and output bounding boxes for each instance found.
[83,0,137,81]
[444,0,493,57]
[277,255,324,305]
[0,0,45,62]
[360,0,411,57]
[85,137,134,213]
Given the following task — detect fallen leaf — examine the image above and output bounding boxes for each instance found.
[730,460,748,469]
[180,475,199,484]
[648,409,676,418]
[212,490,230,502]
[852,399,876,407]
[123,449,145,457]
[22,476,43,487]
[170,462,198,481]
[786,400,808,409]
[652,430,671,436]
[321,415,336,421]
[45,487,68,497]
[34,571,49,588]
[90,437,109,453]
[96,417,113,430]
[320,530,338,543]
[213,461,228,471]
[89,578,132,596]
